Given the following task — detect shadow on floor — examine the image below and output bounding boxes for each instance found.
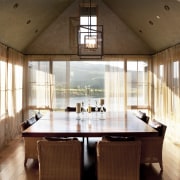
[140,164,163,180]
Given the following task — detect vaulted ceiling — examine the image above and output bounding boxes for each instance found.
[0,0,180,55]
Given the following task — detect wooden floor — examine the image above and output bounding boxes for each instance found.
[0,135,180,180]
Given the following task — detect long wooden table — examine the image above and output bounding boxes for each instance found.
[22,111,158,138]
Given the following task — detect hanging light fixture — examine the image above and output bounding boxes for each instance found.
[78,0,103,58]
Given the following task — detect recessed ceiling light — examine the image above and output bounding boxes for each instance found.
[149,20,154,25]
[13,3,19,9]
[164,5,170,11]
[35,29,39,33]
[26,20,31,24]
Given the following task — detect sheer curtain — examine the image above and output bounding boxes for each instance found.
[25,56,151,114]
[152,45,180,144]
[104,60,125,112]
[0,44,7,148]
[25,55,70,117]
[27,61,55,113]
[0,46,24,149]
[104,56,150,113]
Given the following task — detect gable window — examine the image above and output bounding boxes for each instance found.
[80,16,97,48]
[78,2,103,57]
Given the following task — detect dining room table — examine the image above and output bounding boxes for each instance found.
[22,111,158,138]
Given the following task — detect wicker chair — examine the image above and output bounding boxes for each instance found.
[96,140,141,180]
[35,111,43,120]
[139,119,167,171]
[37,139,82,180]
[136,111,149,124]
[65,106,76,112]
[21,118,42,166]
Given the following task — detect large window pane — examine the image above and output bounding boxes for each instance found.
[127,60,149,107]
[105,61,124,111]
[137,61,148,106]
[127,61,138,106]
[28,61,51,109]
[172,61,179,112]
[28,59,149,112]
[52,61,67,109]
[15,65,23,112]
[52,61,105,108]
[0,60,6,118]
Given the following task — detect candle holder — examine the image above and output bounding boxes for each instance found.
[76,103,81,120]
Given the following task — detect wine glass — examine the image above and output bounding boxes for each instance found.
[81,101,86,120]
[95,100,98,112]
[99,98,105,120]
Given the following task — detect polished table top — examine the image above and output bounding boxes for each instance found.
[22,111,158,137]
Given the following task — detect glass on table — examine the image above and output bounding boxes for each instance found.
[81,101,86,120]
[76,103,81,120]
[99,98,105,120]
[95,100,98,112]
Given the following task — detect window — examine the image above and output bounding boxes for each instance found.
[79,3,97,46]
[172,61,179,112]
[127,60,149,108]
[80,16,97,46]
[53,61,104,109]
[0,60,6,118]
[28,61,52,109]
[27,59,150,113]
[105,61,125,111]
[78,3,103,57]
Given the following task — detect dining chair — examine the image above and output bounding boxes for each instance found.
[96,140,141,180]
[65,106,76,112]
[139,119,167,171]
[35,111,42,120]
[136,111,149,124]
[21,118,42,166]
[37,139,82,180]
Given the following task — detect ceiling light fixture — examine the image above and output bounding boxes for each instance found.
[149,20,154,25]
[78,0,103,58]
[13,3,19,9]
[164,5,170,11]
[35,29,39,33]
[26,20,31,24]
